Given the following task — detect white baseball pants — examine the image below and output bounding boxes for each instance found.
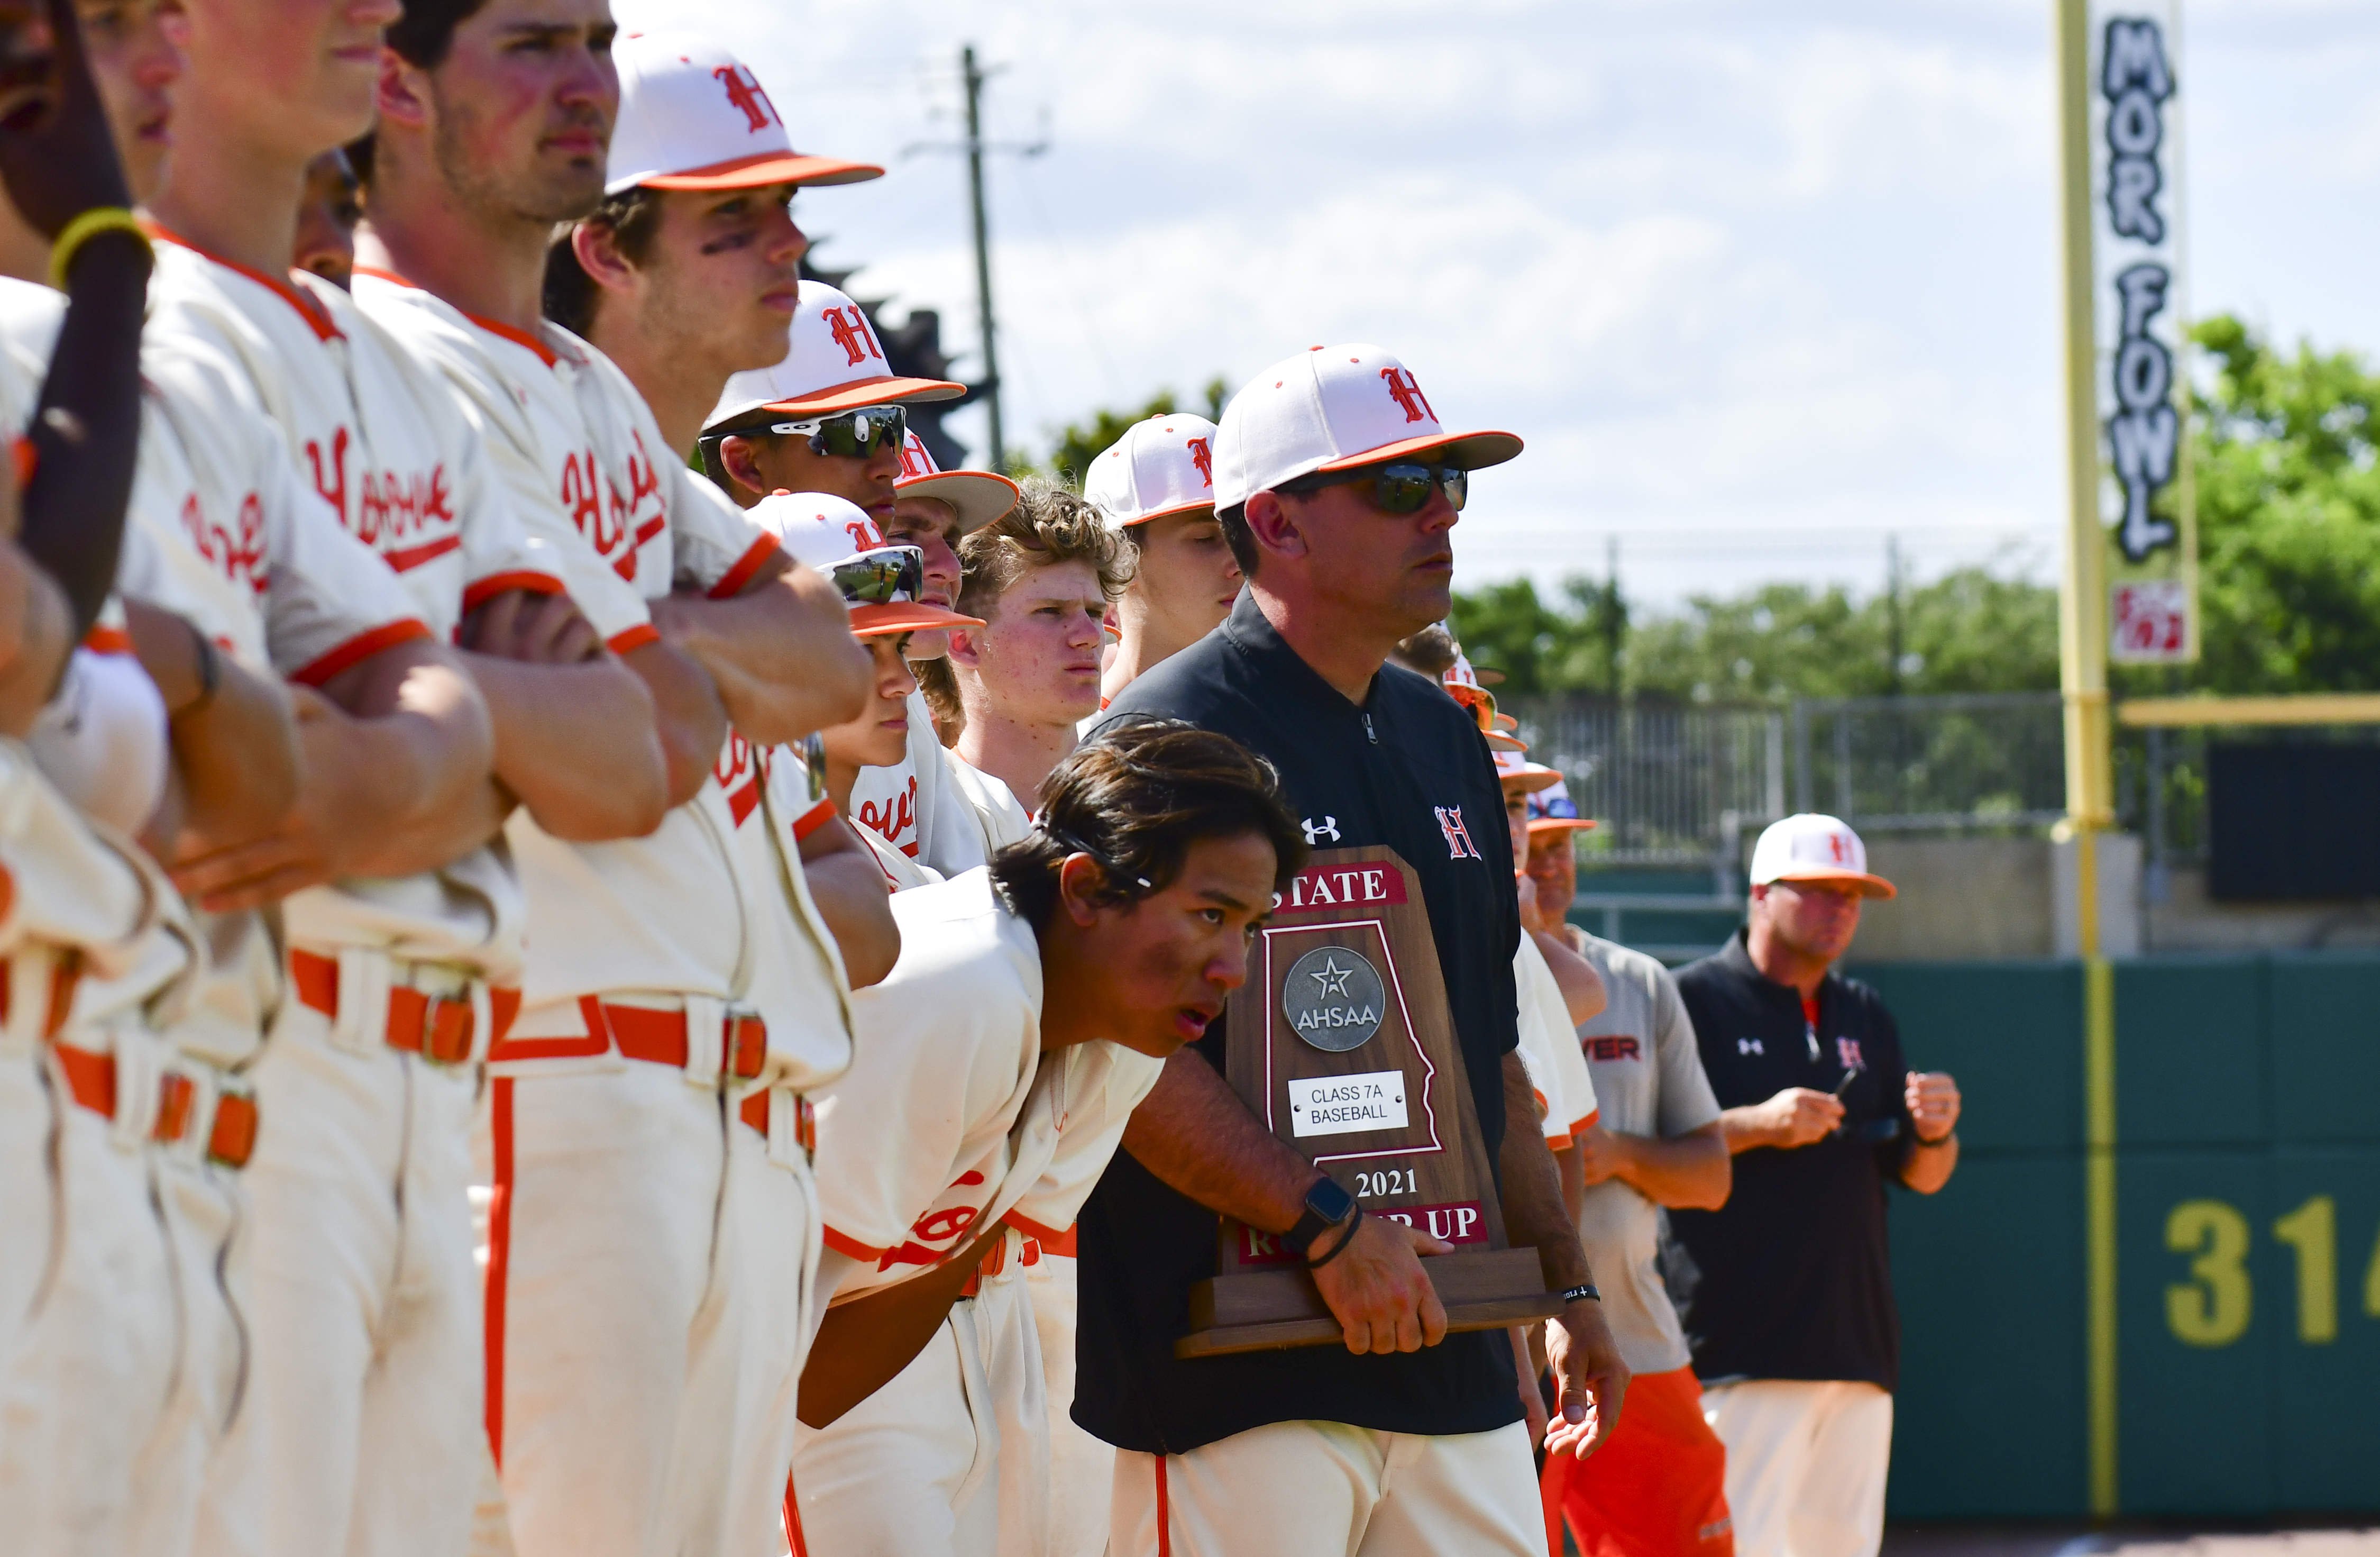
[1028,1249,1115,1557]
[197,996,483,1557]
[0,1042,50,1533]
[1701,1379,1893,1557]
[129,1152,250,1557]
[486,1058,819,1557]
[1109,1417,1541,1557]
[789,1246,1047,1557]
[8,1029,179,1556]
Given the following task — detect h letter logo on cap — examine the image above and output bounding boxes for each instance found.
[1380,367,1435,425]
[714,65,779,133]
[1187,436,1213,488]
[824,306,882,368]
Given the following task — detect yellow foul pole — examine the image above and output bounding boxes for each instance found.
[2054,0,2121,1519]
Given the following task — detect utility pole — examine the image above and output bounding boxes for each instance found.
[959,45,1005,469]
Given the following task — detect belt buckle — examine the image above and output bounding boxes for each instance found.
[726,1008,767,1081]
[418,994,477,1067]
[153,1069,196,1146]
[206,1083,258,1169]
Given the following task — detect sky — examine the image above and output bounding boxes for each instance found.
[618,0,2380,609]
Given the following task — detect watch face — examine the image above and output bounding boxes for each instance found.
[1308,1176,1357,1223]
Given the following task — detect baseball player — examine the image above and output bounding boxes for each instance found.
[356,23,878,1557]
[701,282,996,876]
[295,149,360,288]
[1085,412,1239,706]
[943,480,1134,820]
[1528,811,1736,1557]
[141,6,754,1553]
[791,721,1307,1556]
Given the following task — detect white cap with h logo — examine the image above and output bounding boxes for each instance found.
[1212,344,1522,511]
[706,281,966,432]
[1084,414,1221,528]
[1748,814,1897,899]
[607,32,884,196]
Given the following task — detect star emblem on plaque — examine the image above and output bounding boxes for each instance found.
[1176,844,1560,1359]
[1282,945,1385,1052]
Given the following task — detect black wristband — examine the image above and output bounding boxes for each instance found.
[1305,1207,1363,1270]
[1561,1283,1600,1305]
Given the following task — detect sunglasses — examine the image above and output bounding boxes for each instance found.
[1279,459,1468,516]
[768,403,909,461]
[828,544,926,607]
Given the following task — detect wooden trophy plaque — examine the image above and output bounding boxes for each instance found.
[1174,845,1560,1358]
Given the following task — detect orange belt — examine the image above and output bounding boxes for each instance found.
[585,999,810,1152]
[289,950,520,1066]
[958,1227,1011,1299]
[0,954,83,1041]
[52,1043,258,1169]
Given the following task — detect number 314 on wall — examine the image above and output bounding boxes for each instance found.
[2165,1197,2380,1347]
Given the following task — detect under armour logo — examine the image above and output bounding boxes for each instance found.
[1301,816,1340,844]
[1738,1037,1764,1055]
[1434,805,1480,861]
[1187,436,1213,488]
[1379,367,1435,425]
[713,65,780,133]
[822,305,882,368]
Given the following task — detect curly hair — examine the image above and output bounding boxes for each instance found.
[956,476,1136,623]
[990,720,1308,931]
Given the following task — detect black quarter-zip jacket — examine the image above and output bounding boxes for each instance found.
[1072,592,1526,1454]
[1666,930,1919,1392]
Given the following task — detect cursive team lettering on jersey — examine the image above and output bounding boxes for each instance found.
[560,431,668,581]
[179,489,270,597]
[876,1170,987,1272]
[304,421,457,572]
[713,732,767,827]
[856,774,919,857]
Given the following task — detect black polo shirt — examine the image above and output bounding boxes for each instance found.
[1072,592,1525,1454]
[1666,930,1919,1391]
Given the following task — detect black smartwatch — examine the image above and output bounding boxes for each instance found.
[1284,1175,1358,1259]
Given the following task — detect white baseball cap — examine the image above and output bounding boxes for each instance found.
[1524,778,1596,835]
[1440,651,1525,753]
[1749,814,1896,899]
[607,33,882,196]
[895,431,1017,536]
[748,490,889,570]
[1084,414,1219,527]
[1212,344,1522,511]
[707,281,966,432]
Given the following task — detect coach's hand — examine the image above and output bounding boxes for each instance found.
[1906,1070,1961,1143]
[1747,1085,1843,1149]
[1310,1214,1452,1355]
[1541,1298,1630,1460]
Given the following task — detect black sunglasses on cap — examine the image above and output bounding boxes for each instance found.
[767,404,908,461]
[1277,459,1468,516]
[828,544,926,607]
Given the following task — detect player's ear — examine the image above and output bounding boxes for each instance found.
[572,219,638,299]
[1240,490,1307,566]
[944,624,984,671]
[1055,852,1107,928]
[717,435,768,498]
[376,47,430,131]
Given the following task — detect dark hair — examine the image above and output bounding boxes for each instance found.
[991,720,1308,930]
[1216,501,1260,579]
[388,0,490,69]
[1390,623,1458,679]
[543,187,665,338]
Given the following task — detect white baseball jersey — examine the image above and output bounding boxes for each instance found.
[1516,934,1599,1146]
[813,868,1165,1298]
[849,693,944,862]
[145,233,563,987]
[339,271,850,1087]
[943,749,1034,859]
[854,807,941,891]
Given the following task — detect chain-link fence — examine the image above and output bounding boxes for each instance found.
[1506,691,2068,869]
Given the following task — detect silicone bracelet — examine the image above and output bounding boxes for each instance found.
[1304,1207,1364,1271]
[49,207,150,292]
[1561,1283,1601,1305]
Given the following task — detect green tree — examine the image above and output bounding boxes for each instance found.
[2166,314,2380,694]
[1008,378,1228,485]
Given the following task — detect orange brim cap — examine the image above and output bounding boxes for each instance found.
[1485,730,1526,753]
[641,151,884,191]
[1527,816,1597,834]
[849,602,984,637]
[1498,768,1562,796]
[1315,427,1524,476]
[757,374,967,416]
[1119,497,1218,528]
[1770,867,1897,900]
[895,468,1020,536]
